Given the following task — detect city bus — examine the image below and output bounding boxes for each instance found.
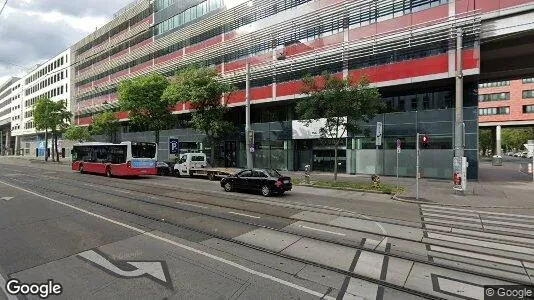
[71,141,157,177]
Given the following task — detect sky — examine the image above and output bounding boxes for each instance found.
[0,0,133,86]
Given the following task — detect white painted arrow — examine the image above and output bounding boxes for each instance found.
[78,250,170,287]
[0,197,13,201]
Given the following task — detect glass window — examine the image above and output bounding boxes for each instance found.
[238,170,252,177]
[131,142,157,158]
[523,78,534,84]
[184,9,190,23]
[264,169,282,177]
[523,90,534,99]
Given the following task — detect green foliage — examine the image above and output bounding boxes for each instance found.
[162,66,234,163]
[296,73,382,180]
[118,73,172,143]
[91,111,120,142]
[502,127,534,151]
[64,125,93,142]
[33,98,71,161]
[479,128,493,154]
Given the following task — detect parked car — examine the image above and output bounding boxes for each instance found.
[220,169,292,197]
[505,151,515,156]
[156,161,172,176]
[514,152,522,157]
[521,152,529,158]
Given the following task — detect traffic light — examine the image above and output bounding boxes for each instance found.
[421,134,429,148]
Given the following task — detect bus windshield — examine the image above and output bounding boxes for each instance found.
[131,142,157,158]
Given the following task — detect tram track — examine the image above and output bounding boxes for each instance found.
[0,171,529,293]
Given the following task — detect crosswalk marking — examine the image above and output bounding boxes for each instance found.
[429,245,523,267]
[427,232,534,255]
[420,204,534,286]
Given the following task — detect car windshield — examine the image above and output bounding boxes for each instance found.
[264,169,282,177]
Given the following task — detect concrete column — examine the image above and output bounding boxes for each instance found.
[15,136,20,155]
[0,130,3,155]
[5,131,10,155]
[496,125,502,156]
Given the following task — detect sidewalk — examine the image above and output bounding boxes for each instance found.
[285,161,534,209]
[0,155,70,165]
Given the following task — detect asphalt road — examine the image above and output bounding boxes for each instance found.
[0,159,533,300]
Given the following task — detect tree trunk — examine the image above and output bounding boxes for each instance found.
[44,130,48,162]
[211,139,216,167]
[55,134,60,162]
[333,144,338,181]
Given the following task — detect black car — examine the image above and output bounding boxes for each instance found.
[220,169,292,196]
[156,161,172,176]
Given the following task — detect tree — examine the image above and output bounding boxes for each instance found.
[479,128,493,156]
[64,125,93,142]
[91,111,120,142]
[162,66,234,166]
[34,99,71,162]
[118,73,172,145]
[34,98,55,161]
[296,73,382,180]
[502,127,534,151]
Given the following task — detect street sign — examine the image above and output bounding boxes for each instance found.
[375,122,383,146]
[248,130,254,145]
[396,138,401,153]
[249,146,255,153]
[169,138,179,154]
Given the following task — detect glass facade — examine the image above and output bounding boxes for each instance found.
[478,81,510,88]
[155,0,222,35]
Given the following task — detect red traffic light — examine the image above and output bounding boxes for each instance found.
[421,135,429,147]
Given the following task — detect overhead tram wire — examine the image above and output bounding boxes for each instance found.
[0,0,9,18]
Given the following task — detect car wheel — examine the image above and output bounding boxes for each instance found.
[106,167,112,178]
[174,170,181,177]
[261,185,271,197]
[223,182,233,192]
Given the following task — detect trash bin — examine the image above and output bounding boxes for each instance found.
[492,155,503,166]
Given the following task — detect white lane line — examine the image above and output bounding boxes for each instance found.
[175,201,208,209]
[422,208,478,217]
[421,205,534,220]
[422,212,479,222]
[429,245,522,266]
[482,219,534,229]
[0,273,18,300]
[427,232,534,255]
[299,225,346,236]
[0,180,333,300]
[228,211,261,219]
[451,227,534,245]
[423,218,483,229]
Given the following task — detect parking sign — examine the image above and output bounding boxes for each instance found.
[169,138,179,154]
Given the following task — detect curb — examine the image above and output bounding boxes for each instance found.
[294,183,391,195]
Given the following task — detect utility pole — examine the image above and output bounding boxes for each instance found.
[454,28,464,158]
[245,60,253,169]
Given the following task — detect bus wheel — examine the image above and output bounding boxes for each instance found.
[106,167,112,178]
[79,165,84,174]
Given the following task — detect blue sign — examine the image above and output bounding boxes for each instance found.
[169,138,179,154]
[131,160,155,168]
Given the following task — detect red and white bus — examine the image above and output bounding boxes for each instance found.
[71,141,157,177]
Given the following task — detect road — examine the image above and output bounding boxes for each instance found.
[0,159,533,300]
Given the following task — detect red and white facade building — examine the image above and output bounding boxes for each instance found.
[67,0,534,178]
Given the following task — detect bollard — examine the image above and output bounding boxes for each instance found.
[304,164,311,184]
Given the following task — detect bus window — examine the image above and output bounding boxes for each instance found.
[132,142,156,158]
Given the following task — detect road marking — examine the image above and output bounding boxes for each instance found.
[228,211,261,219]
[175,201,208,209]
[429,245,522,266]
[0,180,332,299]
[423,218,483,229]
[299,225,346,236]
[421,205,534,220]
[427,232,534,255]
[481,219,534,229]
[0,273,18,300]
[431,274,484,300]
[1,197,13,201]
[78,249,171,288]
[422,212,479,222]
